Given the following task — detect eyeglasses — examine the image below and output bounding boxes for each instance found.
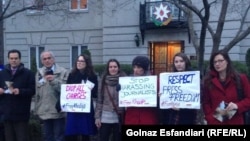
[77,60,85,63]
[213,59,225,65]
[43,57,52,61]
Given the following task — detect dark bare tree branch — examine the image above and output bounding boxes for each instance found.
[224,27,250,52]
[172,0,250,75]
[0,0,70,22]
[223,3,250,52]
[212,0,229,53]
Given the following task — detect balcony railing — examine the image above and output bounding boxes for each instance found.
[139,1,188,44]
[140,1,187,28]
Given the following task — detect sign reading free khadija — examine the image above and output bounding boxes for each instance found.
[60,83,91,113]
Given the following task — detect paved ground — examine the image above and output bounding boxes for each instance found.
[30,98,99,141]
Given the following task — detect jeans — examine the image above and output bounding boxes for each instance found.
[99,123,120,141]
[43,118,65,141]
[4,120,29,141]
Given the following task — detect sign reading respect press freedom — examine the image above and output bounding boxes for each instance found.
[60,84,91,113]
[159,71,200,109]
[119,76,157,107]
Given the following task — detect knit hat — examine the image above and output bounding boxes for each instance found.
[132,56,150,71]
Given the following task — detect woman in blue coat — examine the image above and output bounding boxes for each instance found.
[65,54,98,141]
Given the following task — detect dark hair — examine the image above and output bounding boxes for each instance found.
[132,56,150,71]
[172,52,191,72]
[204,50,239,89]
[104,59,121,76]
[100,58,126,94]
[71,54,95,76]
[209,50,235,73]
[8,49,21,59]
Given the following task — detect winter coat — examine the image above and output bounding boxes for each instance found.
[161,109,197,125]
[203,70,250,125]
[65,70,98,135]
[0,63,35,121]
[95,72,127,123]
[34,64,69,120]
[124,107,159,125]
[124,73,159,125]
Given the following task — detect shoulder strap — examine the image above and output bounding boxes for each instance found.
[236,74,244,100]
[105,86,119,115]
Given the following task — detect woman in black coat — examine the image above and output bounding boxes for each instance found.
[64,54,98,141]
[161,52,197,125]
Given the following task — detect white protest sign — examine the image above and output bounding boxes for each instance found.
[60,84,91,112]
[119,76,157,107]
[159,71,200,109]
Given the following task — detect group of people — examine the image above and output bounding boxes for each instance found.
[0,49,249,141]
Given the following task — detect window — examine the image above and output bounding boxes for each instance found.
[29,46,45,71]
[71,45,88,68]
[70,0,87,11]
[26,0,44,14]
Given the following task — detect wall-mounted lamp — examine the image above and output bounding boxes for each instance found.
[134,33,140,47]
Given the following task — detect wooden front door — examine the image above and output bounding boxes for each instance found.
[149,41,184,76]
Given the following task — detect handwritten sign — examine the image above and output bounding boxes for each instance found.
[119,76,157,107]
[159,71,200,109]
[60,84,91,112]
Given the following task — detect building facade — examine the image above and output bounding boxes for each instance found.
[3,0,250,74]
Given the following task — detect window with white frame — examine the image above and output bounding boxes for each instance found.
[71,45,88,68]
[70,0,87,11]
[29,46,45,71]
[26,0,45,14]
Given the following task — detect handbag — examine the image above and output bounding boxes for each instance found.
[105,86,124,125]
[236,74,250,125]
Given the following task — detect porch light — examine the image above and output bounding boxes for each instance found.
[134,34,140,47]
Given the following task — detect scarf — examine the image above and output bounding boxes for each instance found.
[105,74,119,86]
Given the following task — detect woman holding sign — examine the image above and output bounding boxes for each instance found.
[202,50,250,125]
[124,56,159,125]
[64,54,98,141]
[161,52,197,125]
[95,58,127,141]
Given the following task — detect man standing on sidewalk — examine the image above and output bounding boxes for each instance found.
[0,49,35,141]
[34,50,69,141]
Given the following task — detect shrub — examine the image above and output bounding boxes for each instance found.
[120,64,133,75]
[93,64,105,76]
[190,60,247,75]
[190,60,209,76]
[82,49,91,57]
[30,57,37,74]
[232,61,247,74]
[29,112,42,141]
[94,64,133,76]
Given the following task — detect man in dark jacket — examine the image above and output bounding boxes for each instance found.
[0,49,35,141]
